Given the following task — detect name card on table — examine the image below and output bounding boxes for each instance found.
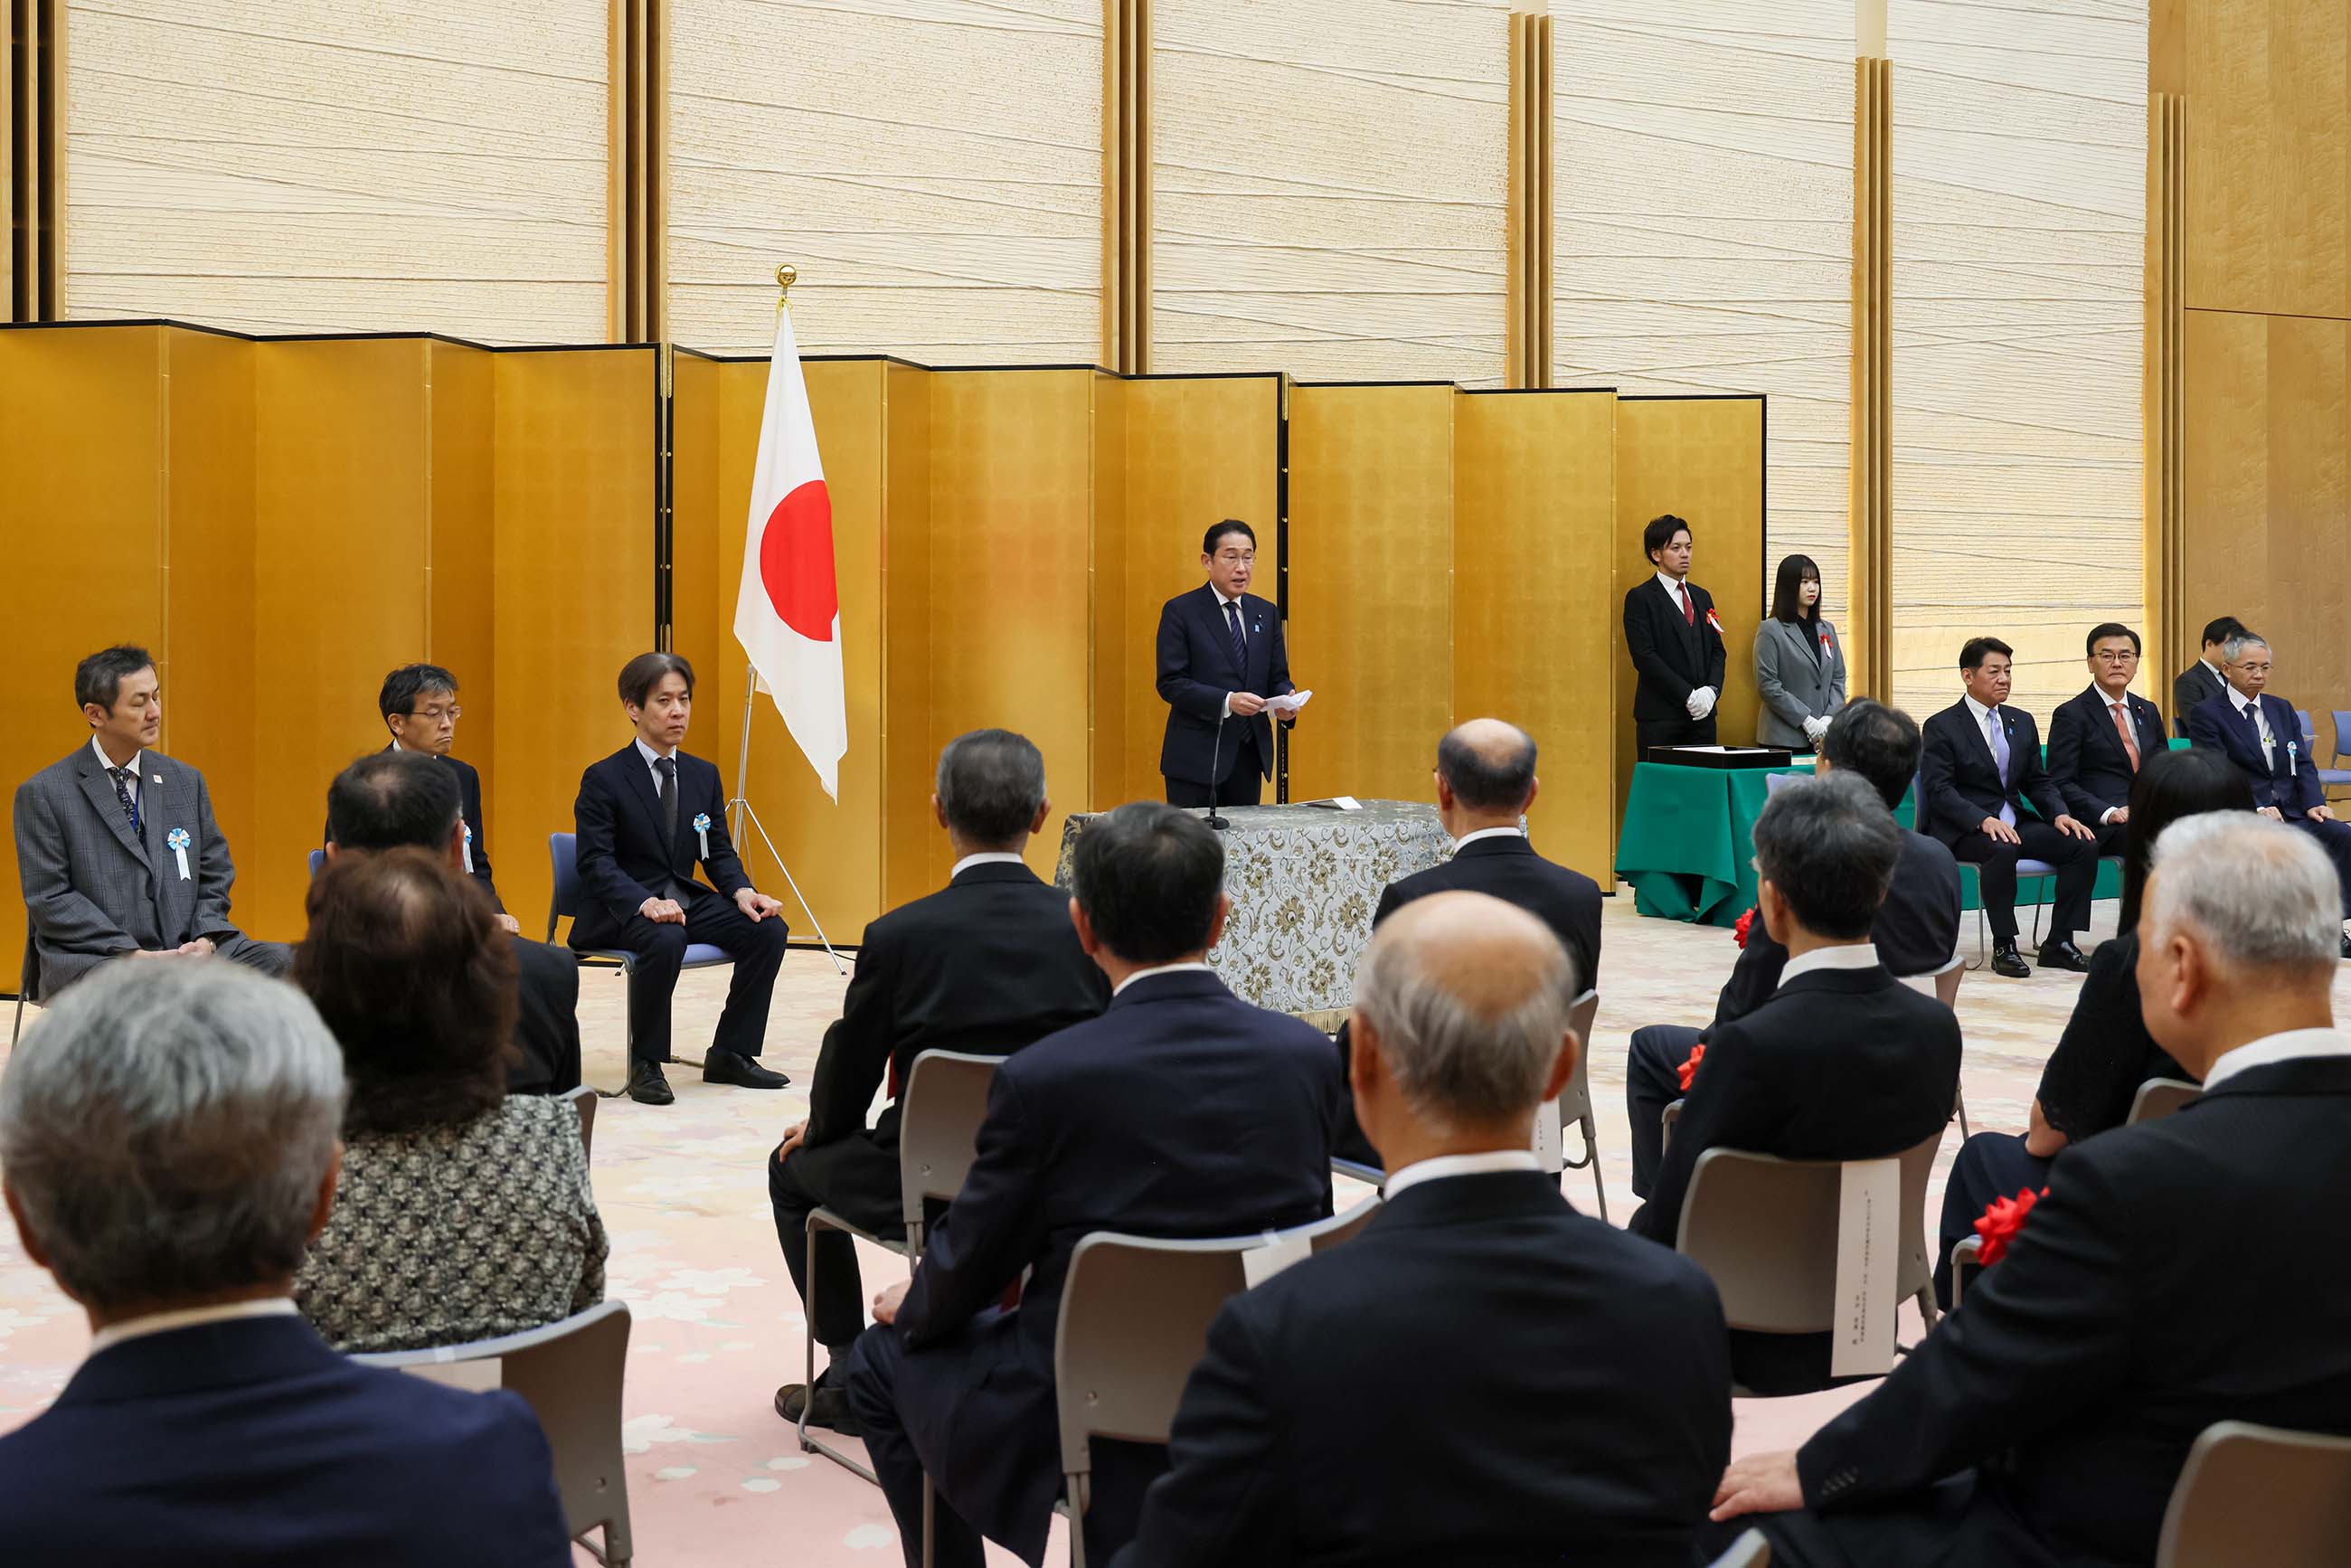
[1830,1157,1901,1380]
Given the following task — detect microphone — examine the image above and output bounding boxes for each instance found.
[1204,712,1230,832]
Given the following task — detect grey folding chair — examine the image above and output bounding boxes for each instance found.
[358,1302,634,1567]
[2156,1420,2351,1568]
[560,1083,598,1162]
[799,1048,1002,1483]
[1554,988,1607,1220]
[545,832,729,1077]
[1304,1192,1383,1252]
[1708,1530,1771,1568]
[9,931,34,1046]
[1900,959,1972,1137]
[1674,1129,1944,1394]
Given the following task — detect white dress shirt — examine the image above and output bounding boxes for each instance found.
[1382,1148,1542,1200]
[86,1297,300,1360]
[90,736,145,817]
[1654,570,1694,618]
[1775,942,1881,990]
[1453,826,1525,851]
[1960,693,2017,825]
[633,735,682,791]
[2202,1027,2351,1091]
[1111,959,1216,997]
[949,851,1028,880]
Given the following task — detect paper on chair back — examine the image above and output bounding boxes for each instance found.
[1830,1157,1901,1380]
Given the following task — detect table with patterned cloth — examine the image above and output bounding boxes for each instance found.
[1053,800,1453,1015]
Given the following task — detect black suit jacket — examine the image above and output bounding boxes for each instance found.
[1710,831,1960,1029]
[1623,576,1728,724]
[1796,1056,2351,1567]
[2173,659,2228,738]
[2186,691,2322,815]
[2047,686,2167,824]
[568,744,748,948]
[508,936,583,1095]
[1919,700,2065,844]
[1631,964,1960,1393]
[0,1314,571,1565]
[884,969,1342,1562]
[321,749,502,912]
[803,860,1109,1148]
[1111,1171,1733,1568]
[1156,585,1294,784]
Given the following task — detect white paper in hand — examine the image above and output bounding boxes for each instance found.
[1242,1230,1313,1289]
[1829,1157,1901,1379]
[1266,689,1312,718]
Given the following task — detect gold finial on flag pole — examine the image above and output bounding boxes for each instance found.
[775,262,798,315]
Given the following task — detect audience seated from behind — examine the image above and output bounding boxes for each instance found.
[1627,700,1960,1200]
[326,750,581,1094]
[0,960,572,1565]
[1712,811,2351,1567]
[1111,891,1731,1568]
[1933,748,2253,1303]
[291,849,606,1355]
[1334,717,1602,1167]
[769,729,1109,1435]
[840,801,1344,1568]
[1627,770,1960,1395]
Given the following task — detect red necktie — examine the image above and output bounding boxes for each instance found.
[2110,702,2140,771]
[1677,584,1695,626]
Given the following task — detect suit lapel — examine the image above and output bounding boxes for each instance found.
[618,748,679,865]
[78,756,151,867]
[1959,706,2002,783]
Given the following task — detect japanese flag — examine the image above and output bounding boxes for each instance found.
[733,305,846,799]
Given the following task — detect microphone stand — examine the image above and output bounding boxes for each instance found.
[1204,713,1230,832]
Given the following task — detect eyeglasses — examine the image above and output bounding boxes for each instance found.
[407,705,462,723]
[2092,651,2139,665]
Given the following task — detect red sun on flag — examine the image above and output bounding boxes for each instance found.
[759,478,839,641]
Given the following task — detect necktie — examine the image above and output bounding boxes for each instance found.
[2110,701,2141,770]
[1224,600,1247,674]
[1986,709,2016,827]
[109,765,138,830]
[654,756,678,851]
[1677,583,1695,626]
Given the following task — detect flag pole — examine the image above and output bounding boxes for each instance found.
[730,262,847,976]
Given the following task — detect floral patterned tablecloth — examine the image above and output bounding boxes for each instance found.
[1053,800,1452,1013]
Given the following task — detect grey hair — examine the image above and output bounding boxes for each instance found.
[2220,632,2270,663]
[935,729,1047,848]
[0,959,345,1309]
[2147,811,2341,972]
[1352,897,1575,1130]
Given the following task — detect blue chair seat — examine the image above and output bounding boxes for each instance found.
[547,832,738,1071]
[2319,769,2351,789]
[577,941,732,971]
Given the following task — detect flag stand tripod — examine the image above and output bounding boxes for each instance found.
[730,664,847,975]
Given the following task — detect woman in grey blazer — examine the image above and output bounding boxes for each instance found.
[1754,553,1846,750]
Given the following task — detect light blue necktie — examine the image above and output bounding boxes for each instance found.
[1985,709,2016,827]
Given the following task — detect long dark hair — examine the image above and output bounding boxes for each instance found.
[1770,553,1823,627]
[2117,748,2257,934]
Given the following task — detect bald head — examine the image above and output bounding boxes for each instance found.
[1435,719,1537,825]
[1353,891,1574,1132]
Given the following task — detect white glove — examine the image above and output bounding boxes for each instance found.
[1803,714,1829,743]
[1686,686,1716,721]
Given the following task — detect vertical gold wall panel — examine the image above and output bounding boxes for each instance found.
[2146,93,2187,690]
[250,338,433,940]
[709,356,887,946]
[2182,310,2270,663]
[0,325,165,973]
[428,341,497,836]
[880,362,934,912]
[1090,372,1131,806]
[1614,396,1766,818]
[1287,383,1455,804]
[1112,375,1282,809]
[1453,390,1615,883]
[494,347,656,935]
[926,370,1099,878]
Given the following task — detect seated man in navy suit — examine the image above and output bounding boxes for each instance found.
[370,663,515,929]
[2047,622,2170,860]
[842,801,1343,1568]
[2186,630,2351,956]
[1155,520,1301,808]
[569,651,791,1105]
[0,959,571,1566]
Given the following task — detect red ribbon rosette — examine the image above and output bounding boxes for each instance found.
[1972,1186,2048,1267]
[1733,907,1756,949]
[1676,1043,1706,1092]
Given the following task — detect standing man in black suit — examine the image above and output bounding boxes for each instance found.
[324,751,582,1095]
[1331,718,1601,1169]
[1920,637,2098,978]
[1623,514,1728,757]
[768,729,1109,1435]
[1155,520,1299,808]
[1625,700,1961,1198]
[2185,630,2351,949]
[1629,771,1960,1395]
[840,802,1341,1568]
[1113,892,1732,1568]
[368,664,513,930]
[569,652,790,1105]
[1710,813,2351,1567]
[2047,623,2169,859]
[2170,614,2247,738]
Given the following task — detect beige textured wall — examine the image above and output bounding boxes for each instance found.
[1550,3,1854,623]
[1885,0,2146,726]
[63,0,609,343]
[1149,0,1513,387]
[666,0,1103,359]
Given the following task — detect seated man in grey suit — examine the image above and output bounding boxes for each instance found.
[13,645,287,997]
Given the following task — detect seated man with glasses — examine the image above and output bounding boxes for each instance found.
[2047,624,2170,860]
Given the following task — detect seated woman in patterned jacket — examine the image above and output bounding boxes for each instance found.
[292,848,607,1354]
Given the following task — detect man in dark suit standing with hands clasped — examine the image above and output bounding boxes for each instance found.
[569,651,791,1105]
[2047,623,2169,860]
[1921,638,2098,978]
[1623,515,1727,757]
[1156,521,1300,808]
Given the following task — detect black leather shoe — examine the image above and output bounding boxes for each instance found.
[775,1382,863,1436]
[2036,940,2092,974]
[1989,944,2031,979]
[704,1050,790,1089]
[627,1060,674,1106]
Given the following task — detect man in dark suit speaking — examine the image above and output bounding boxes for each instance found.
[1623,514,1728,756]
[1155,520,1299,808]
[2047,622,2169,860]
